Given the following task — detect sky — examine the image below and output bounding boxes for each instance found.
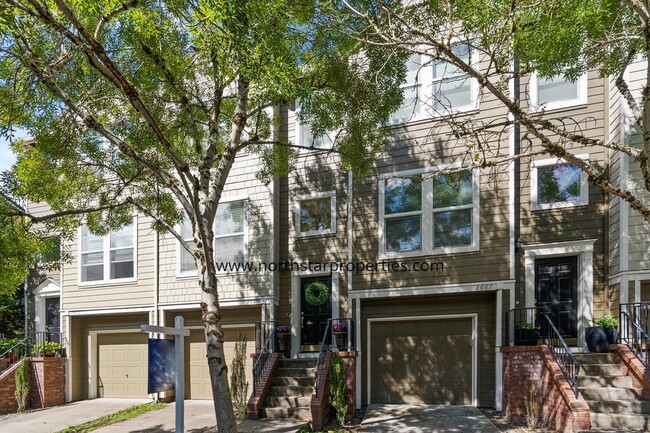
[0,129,27,172]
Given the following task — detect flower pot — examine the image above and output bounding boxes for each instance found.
[586,326,610,352]
[334,331,347,349]
[603,326,618,344]
[514,328,540,346]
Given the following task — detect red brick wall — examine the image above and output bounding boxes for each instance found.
[502,346,590,433]
[29,357,66,408]
[246,352,280,420]
[0,361,20,413]
[310,352,332,431]
[339,351,356,416]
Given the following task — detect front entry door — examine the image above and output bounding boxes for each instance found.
[535,257,578,338]
[300,276,332,350]
[45,297,60,343]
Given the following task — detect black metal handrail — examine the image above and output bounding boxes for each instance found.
[252,323,275,396]
[621,303,650,334]
[540,313,581,399]
[313,319,332,394]
[313,317,356,392]
[620,310,650,368]
[505,307,540,345]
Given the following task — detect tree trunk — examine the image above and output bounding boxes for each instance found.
[199,240,237,432]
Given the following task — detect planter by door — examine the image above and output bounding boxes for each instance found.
[586,326,610,352]
[604,327,618,344]
[276,333,290,357]
[334,332,347,349]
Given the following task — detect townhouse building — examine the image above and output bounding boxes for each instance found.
[26,50,649,419]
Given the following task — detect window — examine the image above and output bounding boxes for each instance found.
[295,101,335,149]
[531,156,588,210]
[215,200,246,265]
[80,219,135,283]
[530,72,587,111]
[432,44,477,113]
[379,167,479,257]
[390,44,478,124]
[295,192,336,237]
[178,216,197,276]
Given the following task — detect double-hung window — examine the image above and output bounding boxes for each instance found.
[80,219,135,283]
[531,156,588,210]
[390,54,424,123]
[380,167,479,257]
[214,200,246,266]
[178,216,197,275]
[432,44,477,113]
[530,72,587,111]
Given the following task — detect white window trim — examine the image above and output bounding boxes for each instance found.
[530,154,589,211]
[294,191,337,237]
[529,71,588,112]
[378,164,480,259]
[176,217,198,279]
[390,44,480,125]
[78,216,138,286]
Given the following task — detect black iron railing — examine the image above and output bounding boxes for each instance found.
[252,322,275,396]
[314,318,356,392]
[540,313,581,399]
[620,304,650,368]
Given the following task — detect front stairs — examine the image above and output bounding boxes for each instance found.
[575,353,650,432]
[261,358,316,421]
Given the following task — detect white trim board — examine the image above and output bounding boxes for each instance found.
[366,313,478,406]
[349,280,515,300]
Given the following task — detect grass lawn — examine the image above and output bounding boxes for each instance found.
[54,402,166,433]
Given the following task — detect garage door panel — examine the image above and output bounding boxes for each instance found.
[370,317,473,405]
[98,333,149,398]
[189,327,255,400]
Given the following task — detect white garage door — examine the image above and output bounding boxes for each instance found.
[98,333,149,398]
[189,327,255,399]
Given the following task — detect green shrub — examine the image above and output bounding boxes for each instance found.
[594,315,618,328]
[329,355,347,427]
[230,333,248,421]
[15,360,30,412]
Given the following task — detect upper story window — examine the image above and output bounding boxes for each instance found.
[531,156,589,210]
[530,72,588,111]
[215,200,246,266]
[178,216,196,276]
[295,191,336,237]
[80,219,135,284]
[379,167,479,257]
[390,44,478,124]
[295,100,335,150]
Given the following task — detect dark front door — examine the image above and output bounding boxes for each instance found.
[45,297,60,343]
[300,276,332,348]
[535,257,578,338]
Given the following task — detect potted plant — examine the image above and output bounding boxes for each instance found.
[586,315,619,352]
[32,341,64,357]
[514,322,540,346]
[275,325,290,356]
[331,322,348,349]
[595,315,619,344]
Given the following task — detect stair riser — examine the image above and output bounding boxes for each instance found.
[574,354,617,364]
[272,376,314,387]
[267,386,313,397]
[581,364,626,376]
[263,396,311,408]
[580,376,633,388]
[278,360,317,369]
[580,388,643,401]
[590,413,650,430]
[262,407,311,421]
[587,400,650,415]
[274,367,316,377]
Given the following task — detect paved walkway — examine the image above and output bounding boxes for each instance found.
[360,404,501,433]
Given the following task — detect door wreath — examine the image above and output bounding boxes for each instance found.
[305,281,329,306]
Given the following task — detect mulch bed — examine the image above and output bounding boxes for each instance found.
[480,409,552,433]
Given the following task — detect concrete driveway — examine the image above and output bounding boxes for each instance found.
[360,405,501,433]
[0,398,150,433]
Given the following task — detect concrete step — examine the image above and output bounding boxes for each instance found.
[267,385,313,397]
[278,359,316,369]
[263,396,311,408]
[263,406,311,421]
[578,429,649,433]
[273,367,316,377]
[574,353,617,364]
[272,376,314,387]
[580,375,634,388]
[581,364,626,377]
[587,399,650,415]
[590,413,650,430]
[580,387,643,401]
